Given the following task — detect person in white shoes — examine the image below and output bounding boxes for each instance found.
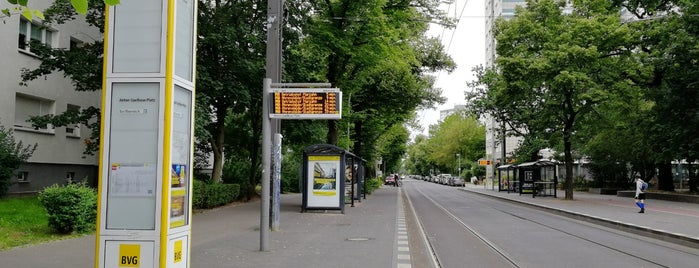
[634,174,647,213]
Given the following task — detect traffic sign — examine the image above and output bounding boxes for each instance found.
[478,159,492,166]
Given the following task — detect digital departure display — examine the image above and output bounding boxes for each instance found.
[270,89,342,119]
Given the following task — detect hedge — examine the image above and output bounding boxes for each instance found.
[193,180,240,209]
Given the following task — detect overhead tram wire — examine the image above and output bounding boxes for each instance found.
[445,0,470,54]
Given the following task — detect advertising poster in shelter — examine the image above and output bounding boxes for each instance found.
[307,155,340,208]
[170,164,187,228]
[522,170,534,194]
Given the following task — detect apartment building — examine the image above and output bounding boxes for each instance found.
[439,104,466,121]
[483,0,527,181]
[1,2,102,194]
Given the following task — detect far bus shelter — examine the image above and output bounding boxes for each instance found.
[302,144,366,213]
[517,160,558,198]
[497,164,518,193]
[498,160,558,198]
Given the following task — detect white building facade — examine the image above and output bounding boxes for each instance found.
[483,0,527,181]
[439,104,466,121]
[1,2,101,194]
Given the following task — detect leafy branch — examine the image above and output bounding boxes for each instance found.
[2,0,119,20]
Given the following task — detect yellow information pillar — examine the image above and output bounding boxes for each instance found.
[96,0,197,267]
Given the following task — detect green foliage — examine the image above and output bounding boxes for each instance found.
[472,165,486,179]
[37,183,96,234]
[0,124,36,197]
[573,176,594,191]
[280,150,301,194]
[197,0,268,181]
[406,112,485,175]
[299,0,454,161]
[221,154,257,200]
[1,0,117,20]
[192,180,240,209]
[375,124,410,174]
[364,177,382,195]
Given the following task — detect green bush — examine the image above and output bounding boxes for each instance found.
[0,124,36,197]
[221,159,254,200]
[38,183,96,234]
[193,180,240,209]
[364,177,382,194]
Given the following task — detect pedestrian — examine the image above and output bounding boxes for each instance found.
[634,174,647,213]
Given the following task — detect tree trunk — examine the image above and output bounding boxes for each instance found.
[246,106,262,200]
[564,137,574,200]
[657,162,674,191]
[352,120,363,157]
[327,120,338,145]
[210,118,226,182]
[688,159,698,193]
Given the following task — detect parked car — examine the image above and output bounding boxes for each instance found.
[385,175,395,186]
[439,174,452,185]
[450,177,465,187]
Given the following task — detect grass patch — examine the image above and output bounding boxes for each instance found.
[0,196,83,251]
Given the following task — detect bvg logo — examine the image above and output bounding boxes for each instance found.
[119,244,140,267]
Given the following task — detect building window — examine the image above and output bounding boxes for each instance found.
[66,172,75,184]
[502,8,516,18]
[65,104,81,137]
[70,37,84,51]
[14,93,55,132]
[17,171,29,183]
[18,18,54,53]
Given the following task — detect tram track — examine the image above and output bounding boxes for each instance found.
[404,180,699,268]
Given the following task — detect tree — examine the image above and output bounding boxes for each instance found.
[2,0,119,20]
[468,0,646,199]
[375,124,410,174]
[426,112,485,173]
[405,134,434,176]
[605,0,699,192]
[301,0,454,161]
[405,112,485,176]
[196,0,268,183]
[0,123,37,197]
[19,0,106,156]
[639,1,699,192]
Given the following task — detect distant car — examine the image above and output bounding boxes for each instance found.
[450,177,465,187]
[385,175,395,186]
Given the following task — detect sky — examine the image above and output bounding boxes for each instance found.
[414,0,486,138]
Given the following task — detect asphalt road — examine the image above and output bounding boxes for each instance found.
[402,179,699,268]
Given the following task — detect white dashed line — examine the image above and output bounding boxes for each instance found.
[396,187,412,268]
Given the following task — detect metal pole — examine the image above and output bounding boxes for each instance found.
[263,0,283,251]
[266,0,283,140]
[271,133,282,231]
[260,78,272,251]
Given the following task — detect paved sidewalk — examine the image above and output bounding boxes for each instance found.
[0,187,403,268]
[461,184,699,248]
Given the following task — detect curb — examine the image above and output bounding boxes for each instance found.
[459,188,699,249]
